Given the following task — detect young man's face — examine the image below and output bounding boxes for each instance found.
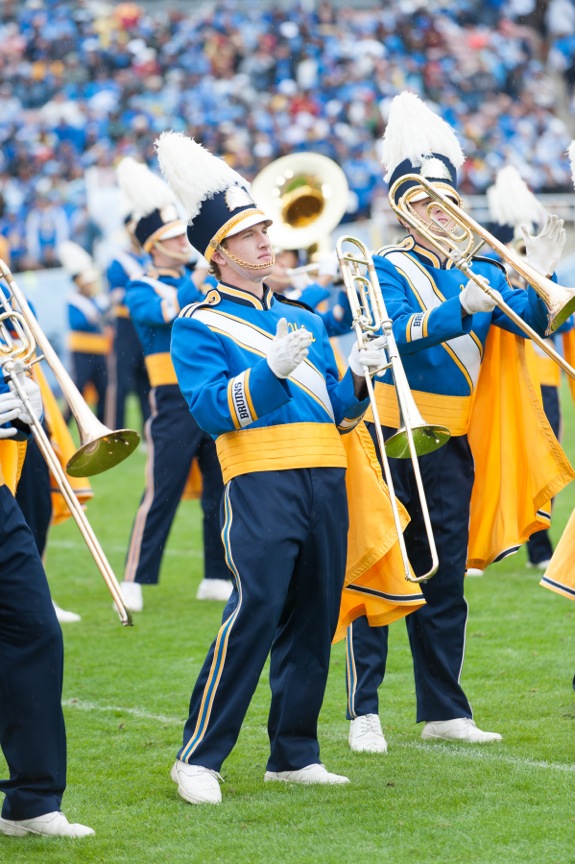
[154,233,191,264]
[411,198,455,236]
[223,223,274,272]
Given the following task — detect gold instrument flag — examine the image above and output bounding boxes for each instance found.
[467,328,575,570]
[540,508,575,600]
[0,440,27,493]
[34,365,93,524]
[334,420,426,643]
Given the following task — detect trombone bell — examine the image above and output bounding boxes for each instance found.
[66,429,140,477]
[385,424,451,459]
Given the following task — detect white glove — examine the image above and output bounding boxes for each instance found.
[0,390,22,438]
[317,251,341,280]
[459,279,501,315]
[521,214,566,277]
[11,375,43,426]
[348,335,388,377]
[267,317,313,379]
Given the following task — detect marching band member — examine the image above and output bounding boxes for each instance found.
[485,164,570,573]
[156,131,388,804]
[116,157,230,611]
[266,248,353,338]
[0,368,93,838]
[104,209,151,433]
[345,91,573,752]
[59,241,110,424]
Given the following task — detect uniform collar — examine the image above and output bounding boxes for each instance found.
[403,234,456,270]
[218,281,275,310]
[147,265,183,279]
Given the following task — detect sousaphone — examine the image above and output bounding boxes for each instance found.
[251,153,349,255]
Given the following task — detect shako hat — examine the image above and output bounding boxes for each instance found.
[485,165,546,245]
[58,240,99,286]
[155,131,270,262]
[381,91,465,205]
[116,156,186,252]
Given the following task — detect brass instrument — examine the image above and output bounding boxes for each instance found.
[0,259,140,475]
[251,153,349,257]
[336,235,450,583]
[388,175,575,379]
[0,300,133,626]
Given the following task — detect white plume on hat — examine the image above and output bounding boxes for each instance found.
[568,141,575,189]
[155,131,248,223]
[487,165,546,230]
[116,155,178,220]
[57,240,95,278]
[380,91,465,181]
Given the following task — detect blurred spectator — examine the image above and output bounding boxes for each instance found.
[0,0,574,272]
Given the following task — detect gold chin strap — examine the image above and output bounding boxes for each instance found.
[217,244,276,272]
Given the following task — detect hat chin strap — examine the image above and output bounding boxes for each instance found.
[153,239,190,264]
[217,246,276,283]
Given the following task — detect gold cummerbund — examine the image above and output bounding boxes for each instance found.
[365,382,472,437]
[145,352,179,387]
[535,354,561,388]
[68,332,110,354]
[113,304,130,318]
[216,422,348,484]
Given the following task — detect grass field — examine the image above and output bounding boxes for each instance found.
[2,386,575,864]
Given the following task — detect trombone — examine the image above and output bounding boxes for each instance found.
[388,175,575,380]
[0,259,140,475]
[0,306,132,626]
[336,235,450,583]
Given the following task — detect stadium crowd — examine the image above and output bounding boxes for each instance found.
[0,0,575,271]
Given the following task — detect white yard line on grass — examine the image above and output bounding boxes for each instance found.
[64,698,575,773]
[49,539,202,558]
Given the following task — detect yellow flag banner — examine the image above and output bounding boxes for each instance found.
[34,365,93,525]
[334,420,426,643]
[562,328,575,408]
[540,508,575,601]
[0,439,27,494]
[467,329,575,570]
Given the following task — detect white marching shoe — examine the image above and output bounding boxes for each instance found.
[264,763,349,785]
[53,602,81,623]
[349,714,388,753]
[171,760,222,805]
[421,718,502,743]
[466,568,484,577]
[0,811,94,837]
[117,581,143,612]
[196,579,233,601]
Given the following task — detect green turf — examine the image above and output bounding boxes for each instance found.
[2,388,575,864]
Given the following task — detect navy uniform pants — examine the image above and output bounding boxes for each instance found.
[124,384,227,586]
[0,485,66,820]
[178,467,347,773]
[15,434,52,557]
[347,429,474,724]
[70,350,108,424]
[106,317,150,431]
[527,384,561,565]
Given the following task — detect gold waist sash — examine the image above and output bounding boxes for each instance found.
[216,422,347,484]
[68,332,110,354]
[365,382,472,437]
[145,353,178,387]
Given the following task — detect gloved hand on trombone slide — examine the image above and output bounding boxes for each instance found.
[520,213,566,278]
[459,279,502,316]
[348,334,388,378]
[0,361,43,437]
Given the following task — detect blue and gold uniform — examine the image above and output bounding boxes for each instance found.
[123,265,228,589]
[67,290,110,424]
[105,249,151,431]
[0,380,66,822]
[170,281,368,772]
[346,234,554,724]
